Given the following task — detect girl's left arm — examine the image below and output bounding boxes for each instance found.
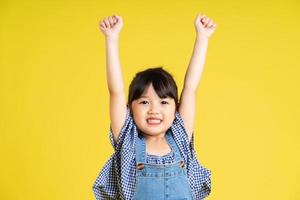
[178,14,217,142]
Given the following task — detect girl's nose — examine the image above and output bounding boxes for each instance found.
[148,110,158,115]
[148,106,159,115]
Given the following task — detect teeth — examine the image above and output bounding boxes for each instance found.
[147,119,161,124]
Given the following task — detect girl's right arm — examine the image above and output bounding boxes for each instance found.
[99,15,127,143]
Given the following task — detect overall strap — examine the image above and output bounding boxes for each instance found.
[135,134,146,164]
[166,129,182,162]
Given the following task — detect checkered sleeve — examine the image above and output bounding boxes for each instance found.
[109,105,135,151]
[173,110,212,199]
[190,158,212,199]
[93,105,137,200]
[93,155,119,200]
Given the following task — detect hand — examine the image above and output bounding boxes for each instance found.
[194,14,217,39]
[99,15,123,38]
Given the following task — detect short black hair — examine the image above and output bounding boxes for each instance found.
[128,67,179,113]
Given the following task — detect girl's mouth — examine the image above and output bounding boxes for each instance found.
[147,119,162,125]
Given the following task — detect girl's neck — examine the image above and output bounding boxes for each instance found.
[143,132,171,156]
[139,130,166,141]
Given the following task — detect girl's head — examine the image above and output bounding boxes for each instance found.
[128,67,179,136]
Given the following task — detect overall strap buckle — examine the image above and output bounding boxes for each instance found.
[136,163,145,170]
[179,160,185,168]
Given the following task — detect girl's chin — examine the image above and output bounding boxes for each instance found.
[142,128,169,136]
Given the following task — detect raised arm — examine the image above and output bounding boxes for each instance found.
[178,14,217,142]
[99,15,127,143]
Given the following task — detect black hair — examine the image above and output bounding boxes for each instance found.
[127,67,179,113]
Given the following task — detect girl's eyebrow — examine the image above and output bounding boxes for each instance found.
[139,95,170,100]
[139,95,148,98]
[139,95,169,99]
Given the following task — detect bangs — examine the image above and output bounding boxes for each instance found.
[128,67,179,109]
[151,76,175,99]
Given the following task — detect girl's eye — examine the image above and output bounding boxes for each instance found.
[139,101,148,104]
[161,101,169,104]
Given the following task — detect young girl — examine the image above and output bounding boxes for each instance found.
[93,13,216,200]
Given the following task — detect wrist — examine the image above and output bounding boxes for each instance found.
[105,35,119,42]
[196,34,209,42]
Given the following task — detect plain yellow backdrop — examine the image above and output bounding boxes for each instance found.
[1,0,299,199]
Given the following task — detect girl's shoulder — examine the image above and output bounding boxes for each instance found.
[109,105,137,151]
[172,110,192,144]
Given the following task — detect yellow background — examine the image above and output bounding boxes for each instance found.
[1,0,299,199]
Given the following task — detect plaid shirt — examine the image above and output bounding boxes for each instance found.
[93,106,211,200]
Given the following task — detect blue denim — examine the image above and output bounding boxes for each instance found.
[133,131,193,200]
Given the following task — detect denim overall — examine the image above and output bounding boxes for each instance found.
[133,130,193,200]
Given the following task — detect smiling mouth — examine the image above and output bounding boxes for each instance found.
[147,119,162,125]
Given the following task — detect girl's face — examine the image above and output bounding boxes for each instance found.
[131,83,176,137]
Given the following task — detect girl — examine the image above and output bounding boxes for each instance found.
[94,13,216,200]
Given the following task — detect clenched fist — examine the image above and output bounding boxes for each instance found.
[194,14,217,39]
[99,15,123,38]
